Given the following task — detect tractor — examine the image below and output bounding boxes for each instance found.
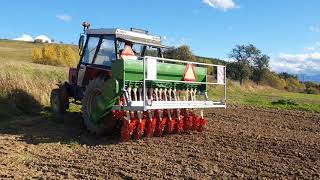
[50,22,227,141]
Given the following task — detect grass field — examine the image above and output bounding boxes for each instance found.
[0,40,68,116]
[0,39,319,114]
[210,81,320,112]
[0,40,43,62]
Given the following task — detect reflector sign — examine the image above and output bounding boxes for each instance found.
[147,57,157,80]
[217,66,225,84]
[183,64,197,81]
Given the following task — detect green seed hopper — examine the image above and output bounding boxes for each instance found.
[90,57,225,125]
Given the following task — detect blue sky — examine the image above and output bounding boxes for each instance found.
[1,0,320,79]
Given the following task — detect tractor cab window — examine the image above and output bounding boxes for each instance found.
[94,36,116,66]
[116,40,163,58]
[132,44,142,57]
[82,36,100,64]
[144,46,159,57]
[117,41,142,58]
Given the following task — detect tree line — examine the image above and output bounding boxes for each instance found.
[163,44,320,95]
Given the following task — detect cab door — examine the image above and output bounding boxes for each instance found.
[77,36,100,86]
[77,35,116,87]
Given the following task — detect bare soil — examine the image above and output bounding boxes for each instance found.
[0,106,319,179]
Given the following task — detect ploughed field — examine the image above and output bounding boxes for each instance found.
[0,106,319,179]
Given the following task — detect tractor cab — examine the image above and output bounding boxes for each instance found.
[75,25,167,88]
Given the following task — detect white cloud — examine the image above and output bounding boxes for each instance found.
[278,53,320,64]
[203,0,237,11]
[35,35,52,43]
[310,26,320,32]
[271,52,320,75]
[304,46,315,51]
[162,36,192,47]
[56,14,72,22]
[303,42,320,52]
[13,34,33,42]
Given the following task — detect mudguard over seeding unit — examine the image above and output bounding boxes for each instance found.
[51,22,227,141]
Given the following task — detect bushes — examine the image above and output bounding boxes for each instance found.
[32,48,42,62]
[261,72,286,90]
[285,77,305,93]
[304,81,320,94]
[272,99,298,106]
[305,87,320,94]
[261,73,305,93]
[32,44,79,67]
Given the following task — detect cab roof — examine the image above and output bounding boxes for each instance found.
[86,28,167,48]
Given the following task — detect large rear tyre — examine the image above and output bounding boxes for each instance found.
[82,78,117,135]
[50,88,67,116]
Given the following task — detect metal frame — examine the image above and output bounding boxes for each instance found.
[113,56,227,111]
[86,28,167,48]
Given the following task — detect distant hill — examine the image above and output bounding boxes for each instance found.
[0,39,76,62]
[297,74,320,83]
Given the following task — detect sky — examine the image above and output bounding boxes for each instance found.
[1,0,320,81]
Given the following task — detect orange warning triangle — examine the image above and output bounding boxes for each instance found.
[183,64,197,81]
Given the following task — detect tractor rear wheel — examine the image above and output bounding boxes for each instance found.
[82,78,118,135]
[50,88,67,116]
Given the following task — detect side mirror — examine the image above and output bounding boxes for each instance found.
[78,35,85,55]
